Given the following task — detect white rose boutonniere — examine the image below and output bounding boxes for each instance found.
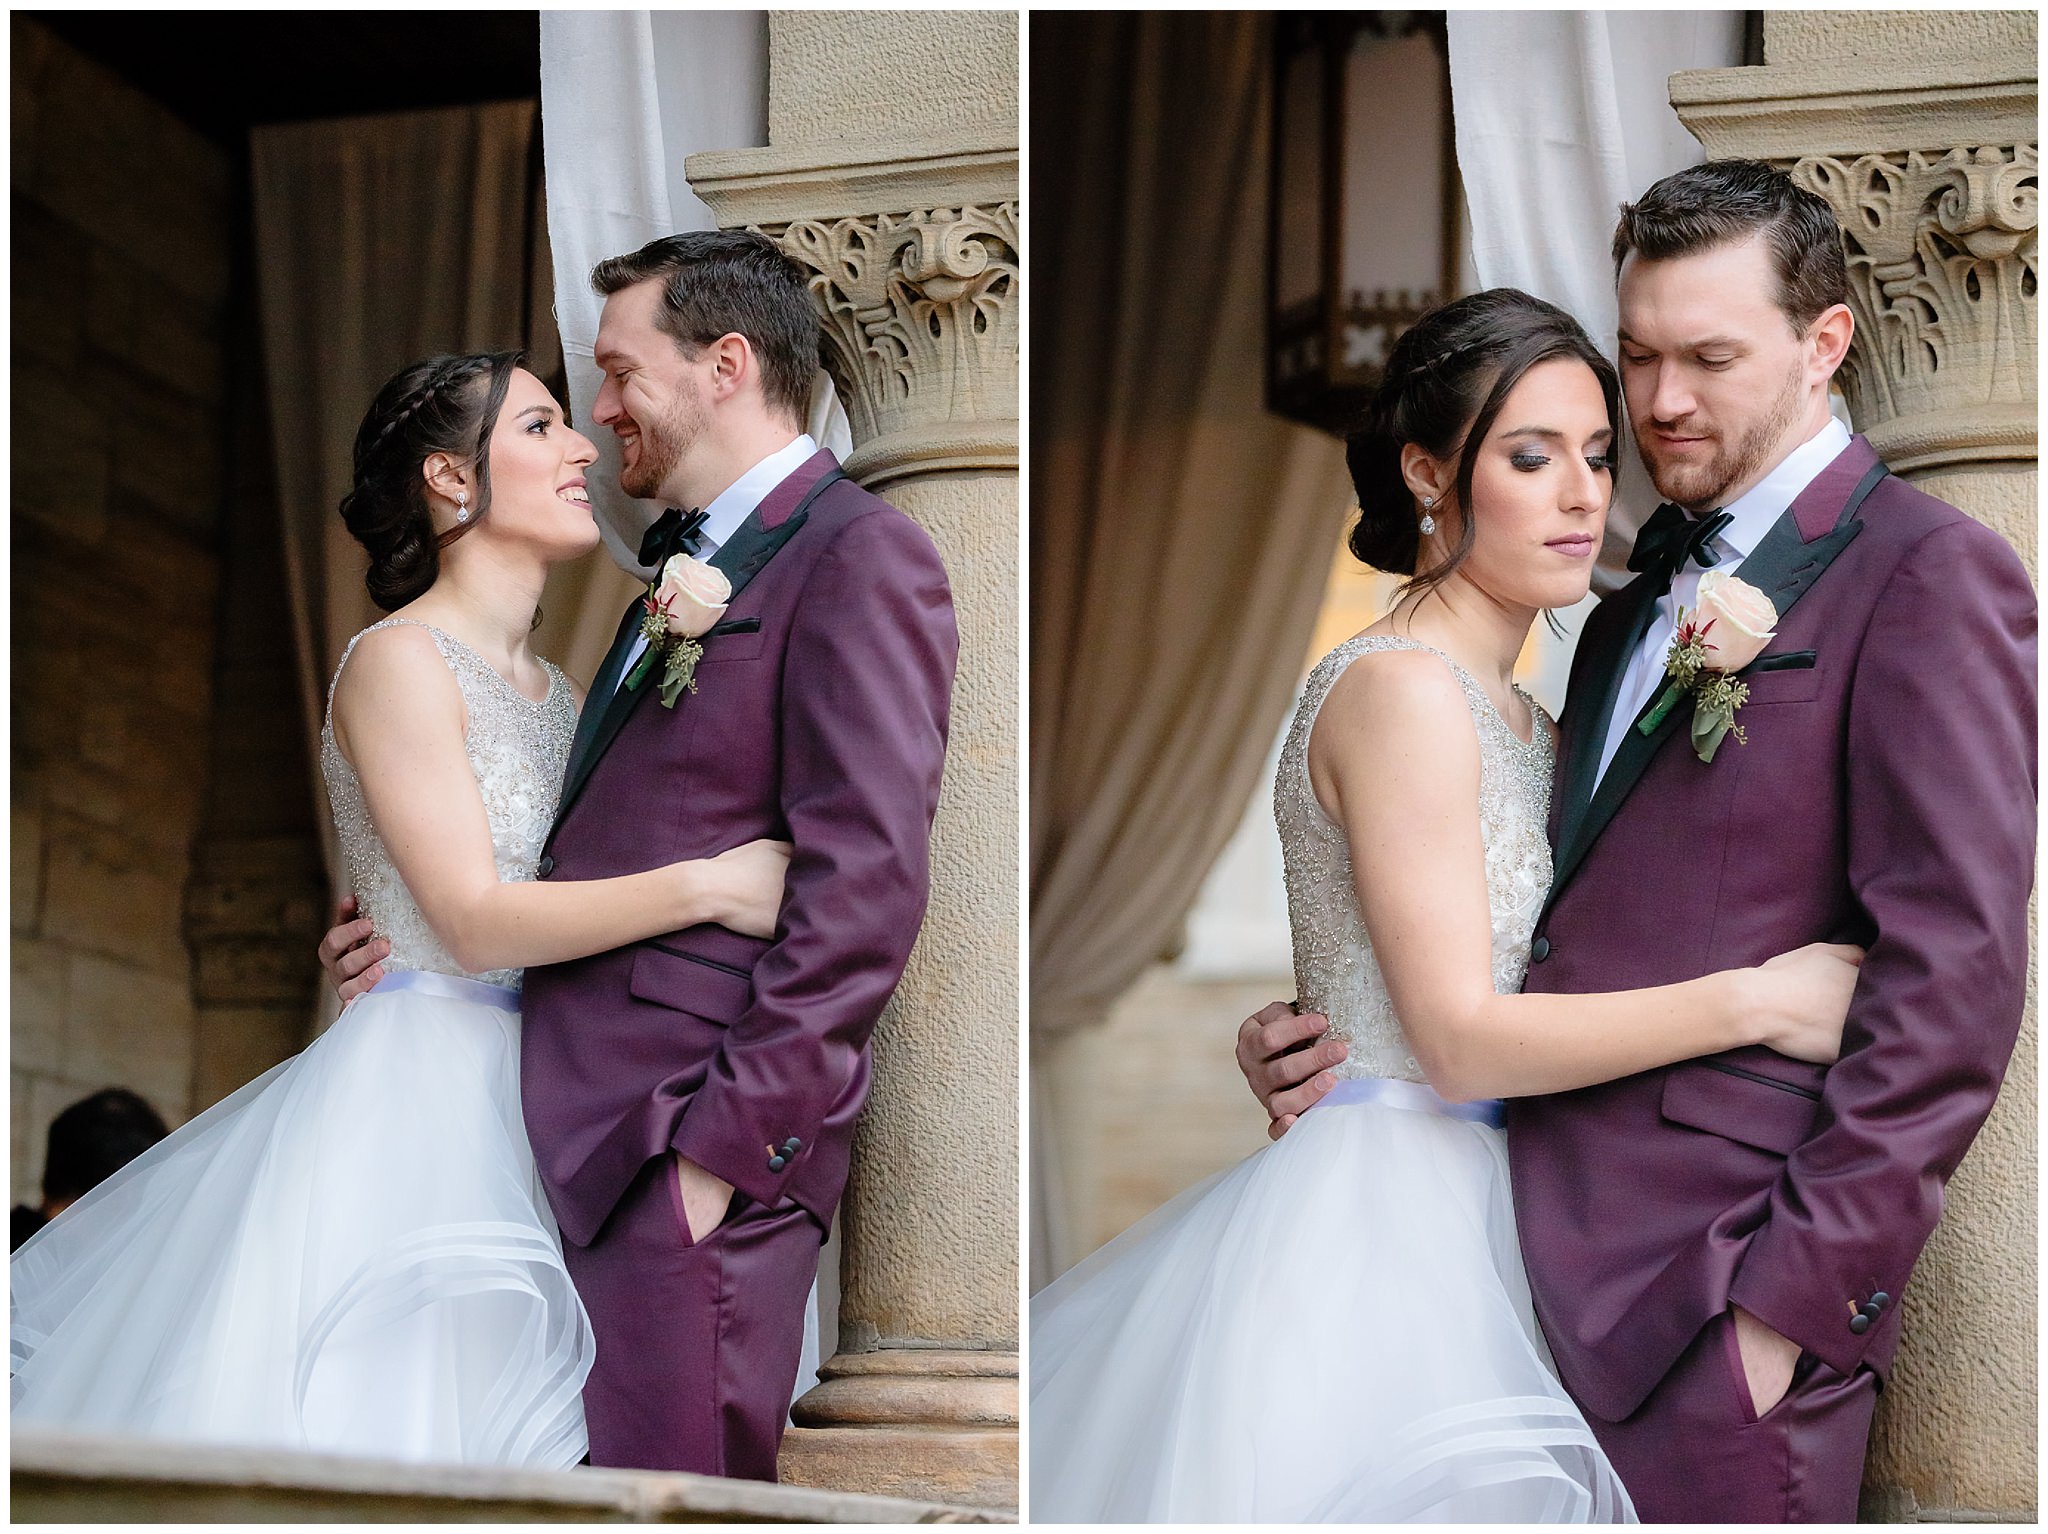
[625,552,731,708]
[1637,570,1780,763]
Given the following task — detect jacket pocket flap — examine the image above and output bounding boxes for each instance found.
[630,942,752,1024]
[1661,1062,1820,1156]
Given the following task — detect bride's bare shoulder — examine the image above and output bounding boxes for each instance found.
[1316,643,1473,741]
[329,620,464,752]
[1307,643,1482,813]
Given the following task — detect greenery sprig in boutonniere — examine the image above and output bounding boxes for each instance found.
[625,552,731,708]
[1637,570,1780,763]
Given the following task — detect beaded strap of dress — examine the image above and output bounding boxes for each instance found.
[1272,634,1555,1085]
[318,618,578,990]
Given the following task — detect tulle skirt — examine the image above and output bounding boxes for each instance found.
[1029,1081,1635,1522]
[11,971,595,1468]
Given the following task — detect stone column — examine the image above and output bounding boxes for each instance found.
[688,11,1019,1511]
[1674,13,2036,1521]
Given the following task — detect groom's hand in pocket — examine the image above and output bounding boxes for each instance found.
[673,1153,736,1243]
[318,894,390,1004]
[1236,1002,1346,1140]
[1732,1304,1801,1417]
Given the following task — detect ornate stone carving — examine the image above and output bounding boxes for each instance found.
[772,204,1019,484]
[1793,146,2036,471]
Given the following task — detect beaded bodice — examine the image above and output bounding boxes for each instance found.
[1275,635,1555,1084]
[320,618,577,991]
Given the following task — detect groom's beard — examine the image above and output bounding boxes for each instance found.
[1635,359,1804,510]
[618,391,707,502]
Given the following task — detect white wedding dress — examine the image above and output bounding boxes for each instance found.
[1030,636,1636,1522]
[11,619,596,1467]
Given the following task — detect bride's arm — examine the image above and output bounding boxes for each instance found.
[1310,650,1856,1102]
[330,623,781,974]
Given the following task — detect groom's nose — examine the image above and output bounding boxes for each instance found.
[1643,363,1698,426]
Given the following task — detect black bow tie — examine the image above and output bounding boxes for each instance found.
[1627,503,1733,591]
[639,506,708,570]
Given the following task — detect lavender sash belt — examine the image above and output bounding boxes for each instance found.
[1314,1075,1505,1129]
[367,968,521,1013]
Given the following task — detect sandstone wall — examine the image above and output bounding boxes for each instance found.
[12,18,233,1196]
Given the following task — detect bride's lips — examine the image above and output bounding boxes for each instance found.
[1546,534,1595,558]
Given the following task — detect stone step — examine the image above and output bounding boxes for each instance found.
[11,1428,1008,1523]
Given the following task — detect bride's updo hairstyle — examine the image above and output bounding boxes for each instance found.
[1348,289,1618,598]
[341,350,525,611]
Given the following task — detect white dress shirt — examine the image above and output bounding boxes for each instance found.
[611,434,819,700]
[1595,417,1851,783]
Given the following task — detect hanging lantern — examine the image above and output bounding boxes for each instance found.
[1268,13,1462,436]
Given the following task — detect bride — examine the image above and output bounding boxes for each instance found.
[1028,290,1862,1522]
[10,351,789,1468]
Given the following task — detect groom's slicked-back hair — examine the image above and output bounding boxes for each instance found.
[1611,159,1848,333]
[590,231,820,425]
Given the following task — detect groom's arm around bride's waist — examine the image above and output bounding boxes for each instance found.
[1724,518,2035,1384]
[669,504,959,1220]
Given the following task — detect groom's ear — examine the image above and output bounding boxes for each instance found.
[704,331,758,405]
[1806,302,1854,386]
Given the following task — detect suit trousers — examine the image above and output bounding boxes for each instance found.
[1589,1307,1879,1522]
[562,1152,826,1478]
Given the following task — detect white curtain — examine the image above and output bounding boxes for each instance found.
[538,11,850,613]
[537,8,840,1400]
[1448,12,1746,705]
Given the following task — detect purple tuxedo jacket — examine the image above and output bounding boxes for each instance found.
[1509,436,2035,1423]
[520,451,957,1248]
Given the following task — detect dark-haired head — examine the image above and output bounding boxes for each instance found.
[1610,161,1853,509]
[340,352,524,610]
[43,1087,168,1209]
[1612,159,1846,334]
[590,230,820,433]
[1347,289,1620,601]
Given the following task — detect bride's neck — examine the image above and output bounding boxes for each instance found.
[414,543,548,663]
[1384,577,1535,694]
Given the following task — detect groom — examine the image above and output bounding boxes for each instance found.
[1236,161,2034,1521]
[325,230,957,1479]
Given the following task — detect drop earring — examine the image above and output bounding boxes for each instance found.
[456,490,469,524]
[1419,496,1436,537]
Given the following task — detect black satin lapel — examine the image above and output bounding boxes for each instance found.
[1550,575,1662,884]
[708,466,843,605]
[562,599,647,792]
[1724,498,1869,626]
[546,467,846,837]
[554,602,655,833]
[1542,480,1876,912]
[1548,675,1694,903]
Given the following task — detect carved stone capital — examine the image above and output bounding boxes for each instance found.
[771,204,1019,487]
[1793,146,2037,472]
